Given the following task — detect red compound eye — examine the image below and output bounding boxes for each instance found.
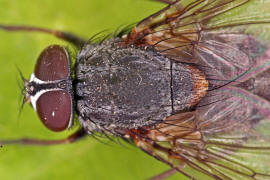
[34,45,70,81]
[36,90,73,132]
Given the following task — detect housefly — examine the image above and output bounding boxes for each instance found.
[1,0,270,179]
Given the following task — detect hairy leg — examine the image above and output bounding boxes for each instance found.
[0,24,87,47]
[0,128,87,146]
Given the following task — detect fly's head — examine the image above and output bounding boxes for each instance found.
[23,45,74,132]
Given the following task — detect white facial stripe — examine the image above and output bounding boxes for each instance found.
[29,73,73,129]
[30,73,62,84]
[30,89,62,111]
[29,73,62,110]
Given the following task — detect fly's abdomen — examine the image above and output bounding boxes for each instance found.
[75,39,207,130]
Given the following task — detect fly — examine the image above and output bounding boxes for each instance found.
[1,0,270,179]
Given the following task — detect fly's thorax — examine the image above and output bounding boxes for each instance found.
[75,39,208,132]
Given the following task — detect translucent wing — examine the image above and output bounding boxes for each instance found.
[124,0,270,80]
[124,0,270,179]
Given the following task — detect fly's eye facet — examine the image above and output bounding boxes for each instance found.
[34,45,70,81]
[36,90,73,132]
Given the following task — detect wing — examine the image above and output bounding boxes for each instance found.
[123,0,270,80]
[128,58,270,180]
[123,0,270,179]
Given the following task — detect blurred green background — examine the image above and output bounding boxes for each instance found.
[0,0,186,180]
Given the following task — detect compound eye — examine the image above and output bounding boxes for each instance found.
[34,45,70,81]
[36,90,73,132]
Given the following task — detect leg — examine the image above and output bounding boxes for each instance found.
[0,24,87,47]
[152,0,175,4]
[148,168,178,180]
[0,128,86,146]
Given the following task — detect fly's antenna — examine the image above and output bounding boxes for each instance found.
[15,65,29,121]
